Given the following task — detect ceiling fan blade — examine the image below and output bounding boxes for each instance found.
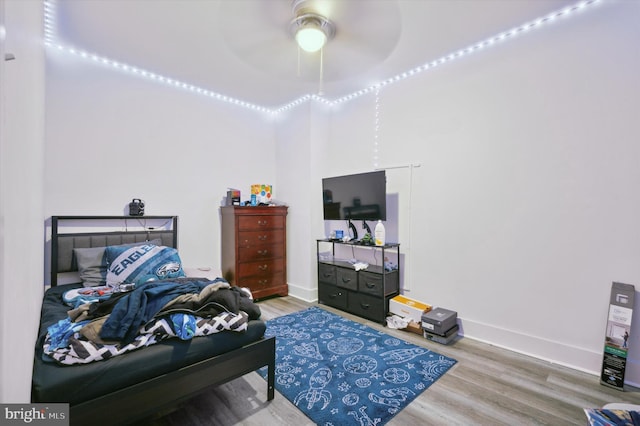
[216,0,402,86]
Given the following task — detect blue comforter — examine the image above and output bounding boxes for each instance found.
[100,278,214,343]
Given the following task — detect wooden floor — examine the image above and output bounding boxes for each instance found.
[135,296,640,426]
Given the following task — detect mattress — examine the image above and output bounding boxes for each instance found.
[32,284,267,405]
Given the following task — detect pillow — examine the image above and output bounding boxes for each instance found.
[74,246,109,287]
[74,239,161,287]
[105,243,185,287]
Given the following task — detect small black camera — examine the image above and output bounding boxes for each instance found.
[129,198,145,216]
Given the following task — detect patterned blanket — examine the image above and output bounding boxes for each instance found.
[43,311,248,365]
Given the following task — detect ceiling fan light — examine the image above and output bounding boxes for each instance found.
[296,26,327,52]
[290,12,335,53]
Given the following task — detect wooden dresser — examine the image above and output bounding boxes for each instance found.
[220,205,288,300]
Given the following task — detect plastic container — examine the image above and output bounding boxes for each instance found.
[374,220,386,246]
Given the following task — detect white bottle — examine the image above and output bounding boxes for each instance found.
[374,220,386,246]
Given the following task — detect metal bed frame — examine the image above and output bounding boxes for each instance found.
[38,216,275,425]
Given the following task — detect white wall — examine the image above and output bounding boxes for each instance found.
[0,0,45,402]
[44,51,277,270]
[322,0,640,379]
[275,102,327,301]
[322,96,380,238]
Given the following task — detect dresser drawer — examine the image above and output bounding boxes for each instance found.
[348,292,385,322]
[238,244,284,262]
[359,271,399,297]
[238,259,284,277]
[238,230,284,247]
[318,283,347,311]
[238,215,285,231]
[336,267,357,291]
[359,271,383,296]
[238,272,284,292]
[318,263,337,285]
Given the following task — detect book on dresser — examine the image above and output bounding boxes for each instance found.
[220,205,288,300]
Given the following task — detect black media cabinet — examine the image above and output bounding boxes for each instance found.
[316,239,400,324]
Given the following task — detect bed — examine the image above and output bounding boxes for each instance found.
[31,216,275,425]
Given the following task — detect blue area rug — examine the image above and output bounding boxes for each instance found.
[259,306,457,425]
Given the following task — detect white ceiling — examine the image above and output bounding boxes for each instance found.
[50,0,581,108]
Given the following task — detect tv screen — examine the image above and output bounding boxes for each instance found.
[322,171,386,221]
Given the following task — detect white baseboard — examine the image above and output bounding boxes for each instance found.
[286,282,318,303]
[452,319,640,388]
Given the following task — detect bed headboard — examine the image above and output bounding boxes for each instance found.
[50,216,178,287]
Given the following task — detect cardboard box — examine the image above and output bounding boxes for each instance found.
[422,307,457,336]
[424,324,459,345]
[389,295,431,323]
[404,321,423,335]
[601,281,635,390]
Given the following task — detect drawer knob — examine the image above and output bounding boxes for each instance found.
[258,249,268,256]
[365,282,376,289]
[360,303,371,309]
[257,220,268,226]
[258,264,269,271]
[258,235,268,241]
[341,277,352,283]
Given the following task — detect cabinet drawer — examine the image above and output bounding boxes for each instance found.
[359,271,399,297]
[238,230,284,247]
[238,272,284,291]
[336,267,358,291]
[348,292,385,322]
[318,283,347,311]
[358,272,384,296]
[238,215,285,231]
[238,244,284,262]
[318,263,336,285]
[238,259,284,277]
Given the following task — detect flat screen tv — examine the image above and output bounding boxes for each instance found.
[322,171,386,221]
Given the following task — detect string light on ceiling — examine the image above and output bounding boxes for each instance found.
[333,0,601,105]
[43,0,602,115]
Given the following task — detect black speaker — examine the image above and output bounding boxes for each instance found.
[129,198,145,216]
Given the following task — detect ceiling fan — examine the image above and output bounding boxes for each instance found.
[289,0,336,53]
[288,0,338,93]
[217,0,402,93]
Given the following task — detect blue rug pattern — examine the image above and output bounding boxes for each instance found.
[260,306,457,425]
